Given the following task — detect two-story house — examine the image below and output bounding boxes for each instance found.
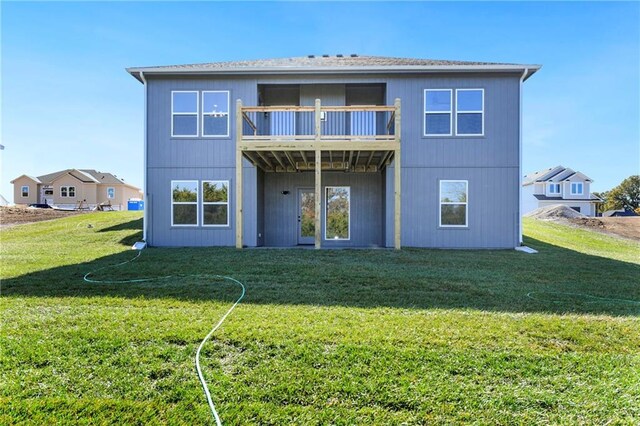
[127,55,540,249]
[522,166,603,216]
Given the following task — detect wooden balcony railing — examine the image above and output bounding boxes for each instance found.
[237,98,400,143]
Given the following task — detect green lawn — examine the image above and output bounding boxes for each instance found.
[1,213,639,424]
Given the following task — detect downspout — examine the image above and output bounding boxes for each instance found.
[518,68,528,245]
[140,71,148,243]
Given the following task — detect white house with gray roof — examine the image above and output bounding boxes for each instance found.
[522,166,602,216]
[127,54,540,248]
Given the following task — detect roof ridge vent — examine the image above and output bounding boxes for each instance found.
[307,55,315,58]
[336,54,343,57]
[350,53,358,57]
[322,54,329,58]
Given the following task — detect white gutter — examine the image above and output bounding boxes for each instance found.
[140,71,148,242]
[518,68,529,245]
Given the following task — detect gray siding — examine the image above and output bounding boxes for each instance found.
[263,172,383,247]
[145,73,522,249]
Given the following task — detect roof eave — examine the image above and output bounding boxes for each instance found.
[126,64,542,83]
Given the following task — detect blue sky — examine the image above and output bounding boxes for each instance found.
[1,1,638,202]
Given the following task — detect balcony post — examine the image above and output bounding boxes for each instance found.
[315,148,322,249]
[314,99,321,141]
[394,98,401,250]
[236,99,243,249]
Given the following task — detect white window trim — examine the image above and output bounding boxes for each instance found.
[324,186,351,241]
[171,91,199,138]
[570,182,584,195]
[439,180,469,228]
[107,187,115,199]
[202,180,230,227]
[548,183,561,195]
[201,91,230,138]
[21,186,29,197]
[171,180,199,227]
[424,89,453,137]
[455,88,484,136]
[60,186,76,198]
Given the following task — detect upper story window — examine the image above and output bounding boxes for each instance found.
[202,91,230,137]
[107,187,115,199]
[21,186,29,197]
[548,183,561,195]
[570,182,583,195]
[440,180,468,227]
[61,186,76,197]
[456,89,484,136]
[424,89,452,136]
[202,181,229,226]
[171,180,199,226]
[171,91,199,137]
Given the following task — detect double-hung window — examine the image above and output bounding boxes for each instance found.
[21,186,29,197]
[439,180,468,227]
[202,181,229,226]
[548,183,561,195]
[325,186,350,240]
[202,91,230,137]
[172,91,199,137]
[456,89,484,136]
[424,89,452,136]
[171,181,198,226]
[60,186,75,197]
[570,182,583,195]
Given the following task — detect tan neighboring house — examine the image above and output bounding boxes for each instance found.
[11,169,142,210]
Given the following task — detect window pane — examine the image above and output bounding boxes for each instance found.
[21,186,28,196]
[425,113,451,135]
[173,115,197,136]
[173,92,197,113]
[441,181,467,203]
[203,116,229,136]
[172,181,198,202]
[457,90,483,111]
[326,187,350,239]
[107,188,115,199]
[425,91,451,111]
[203,181,228,202]
[203,204,228,225]
[69,187,76,197]
[61,188,67,197]
[173,204,197,225]
[441,205,467,226]
[203,92,229,115]
[457,113,482,135]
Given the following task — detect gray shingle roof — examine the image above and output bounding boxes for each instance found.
[523,166,594,186]
[127,54,541,81]
[80,169,127,185]
[133,55,519,71]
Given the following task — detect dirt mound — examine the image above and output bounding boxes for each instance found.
[525,204,587,220]
[0,206,86,228]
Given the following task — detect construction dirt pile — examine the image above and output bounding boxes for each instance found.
[525,204,587,220]
[0,206,86,228]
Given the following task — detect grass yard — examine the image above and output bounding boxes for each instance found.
[1,213,639,424]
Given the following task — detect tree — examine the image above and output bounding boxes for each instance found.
[604,175,640,212]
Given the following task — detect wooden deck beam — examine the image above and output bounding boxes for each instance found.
[236,99,243,249]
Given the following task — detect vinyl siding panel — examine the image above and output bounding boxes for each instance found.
[263,172,383,247]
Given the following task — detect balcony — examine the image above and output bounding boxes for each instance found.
[236,98,401,173]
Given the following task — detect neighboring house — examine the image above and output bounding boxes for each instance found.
[10,169,142,210]
[522,166,602,216]
[127,54,540,248]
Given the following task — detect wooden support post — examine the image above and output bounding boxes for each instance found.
[314,99,322,142]
[315,148,322,249]
[394,98,401,250]
[236,99,243,249]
